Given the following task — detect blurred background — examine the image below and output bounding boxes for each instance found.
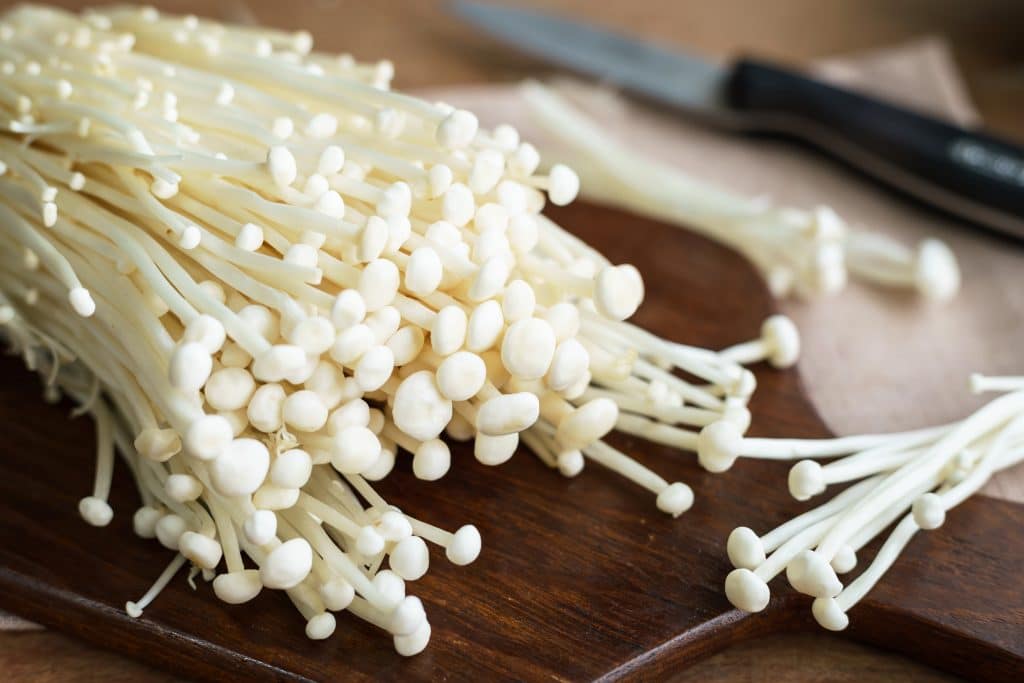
[2,1,1022,681]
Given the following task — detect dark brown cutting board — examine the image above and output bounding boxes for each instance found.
[0,202,1021,682]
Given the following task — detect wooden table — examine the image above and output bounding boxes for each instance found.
[1,1,1021,680]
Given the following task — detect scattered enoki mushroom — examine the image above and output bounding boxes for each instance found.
[722,374,1024,630]
[520,82,962,302]
[0,5,800,654]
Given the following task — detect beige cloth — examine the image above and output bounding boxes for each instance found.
[2,38,1020,632]
[427,37,1024,503]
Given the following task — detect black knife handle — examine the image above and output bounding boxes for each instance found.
[724,59,1024,239]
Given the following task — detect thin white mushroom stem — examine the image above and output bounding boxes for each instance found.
[581,440,693,517]
[296,491,382,554]
[125,553,188,617]
[580,387,726,428]
[208,500,245,575]
[614,413,699,451]
[808,424,956,483]
[78,397,116,526]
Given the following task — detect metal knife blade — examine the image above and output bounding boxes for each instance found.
[451,0,731,120]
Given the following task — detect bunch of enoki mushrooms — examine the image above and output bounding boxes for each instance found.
[0,4,1017,655]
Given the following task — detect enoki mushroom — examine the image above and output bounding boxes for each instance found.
[520,82,961,302]
[722,374,1024,630]
[0,5,798,654]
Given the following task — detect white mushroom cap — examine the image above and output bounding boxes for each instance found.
[183,314,226,353]
[724,568,770,612]
[405,247,443,296]
[446,525,481,565]
[247,383,286,433]
[210,438,270,497]
[330,289,367,330]
[252,344,307,382]
[697,420,743,473]
[132,506,162,539]
[358,259,400,312]
[168,342,212,392]
[393,620,431,657]
[476,392,540,436]
[466,300,504,353]
[166,473,203,502]
[474,432,519,465]
[184,415,234,461]
[786,550,842,598]
[134,428,181,462]
[260,538,313,589]
[356,525,386,556]
[435,351,486,402]
[68,287,95,317]
[555,397,618,451]
[269,448,313,489]
[392,370,453,441]
[655,482,693,517]
[319,577,355,611]
[376,510,413,542]
[915,239,960,302]
[78,496,113,527]
[213,569,263,604]
[244,509,278,546]
[204,367,256,411]
[412,439,450,481]
[912,493,946,530]
[830,544,858,574]
[179,531,223,569]
[372,569,406,609]
[547,164,579,206]
[501,317,556,380]
[390,595,427,636]
[155,513,188,551]
[430,305,467,357]
[389,535,429,581]
[289,316,336,355]
[266,145,297,188]
[788,460,825,501]
[761,315,800,368]
[727,527,766,570]
[594,264,644,321]
[330,425,381,474]
[435,109,478,148]
[282,390,329,432]
[305,612,337,640]
[556,449,584,477]
[546,338,589,392]
[812,597,849,631]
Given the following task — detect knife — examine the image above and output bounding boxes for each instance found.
[452,0,1024,240]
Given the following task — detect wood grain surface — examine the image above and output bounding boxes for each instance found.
[2,1,1023,681]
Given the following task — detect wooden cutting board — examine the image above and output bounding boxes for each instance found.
[0,202,1021,682]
